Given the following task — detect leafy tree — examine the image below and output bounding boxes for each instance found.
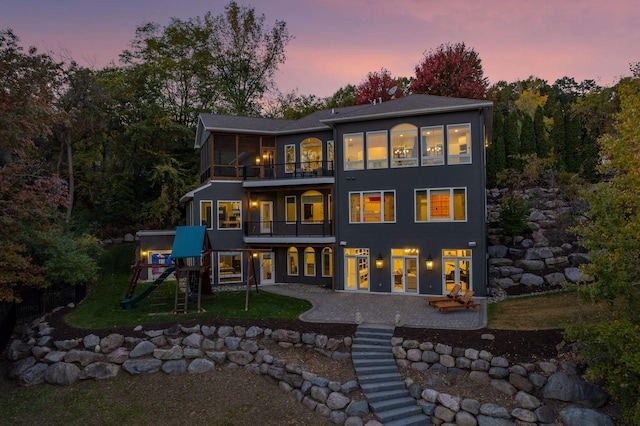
[497,193,531,239]
[570,75,640,423]
[355,68,404,105]
[564,112,582,173]
[267,90,326,119]
[325,84,357,108]
[410,42,489,99]
[207,1,292,115]
[514,89,547,118]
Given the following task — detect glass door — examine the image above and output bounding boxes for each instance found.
[260,201,272,234]
[344,248,369,291]
[259,252,274,284]
[391,249,418,293]
[442,249,472,293]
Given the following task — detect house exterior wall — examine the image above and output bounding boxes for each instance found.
[188,95,492,296]
[332,110,488,295]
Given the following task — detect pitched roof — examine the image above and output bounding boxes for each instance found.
[195,94,493,144]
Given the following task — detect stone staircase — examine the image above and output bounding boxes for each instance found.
[352,325,430,426]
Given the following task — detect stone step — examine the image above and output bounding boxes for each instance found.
[352,357,394,368]
[355,329,393,339]
[351,343,392,353]
[351,353,394,362]
[364,388,410,403]
[370,396,417,414]
[357,372,402,384]
[353,364,397,376]
[356,325,394,337]
[384,413,431,426]
[352,337,391,346]
[360,380,406,394]
[374,405,424,424]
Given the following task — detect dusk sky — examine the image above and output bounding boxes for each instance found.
[2,0,638,98]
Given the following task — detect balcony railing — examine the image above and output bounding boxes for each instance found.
[242,160,334,180]
[244,220,333,237]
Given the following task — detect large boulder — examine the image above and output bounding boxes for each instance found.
[541,372,608,408]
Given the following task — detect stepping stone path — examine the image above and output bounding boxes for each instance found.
[352,324,429,425]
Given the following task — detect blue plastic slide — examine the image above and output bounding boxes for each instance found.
[120,265,176,310]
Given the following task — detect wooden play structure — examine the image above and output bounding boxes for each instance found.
[122,226,271,314]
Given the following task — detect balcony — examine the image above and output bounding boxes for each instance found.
[243,220,335,245]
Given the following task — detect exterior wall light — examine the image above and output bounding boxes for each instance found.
[425,254,434,271]
[250,200,258,208]
[375,254,384,269]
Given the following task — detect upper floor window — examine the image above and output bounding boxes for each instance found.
[391,124,418,167]
[301,138,322,172]
[421,126,444,166]
[366,130,388,169]
[301,190,324,222]
[415,188,467,222]
[284,144,295,173]
[285,196,296,223]
[218,201,241,229]
[200,201,213,229]
[327,140,334,170]
[349,190,396,223]
[447,124,471,164]
[344,133,364,170]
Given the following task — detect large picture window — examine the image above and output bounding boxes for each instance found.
[200,201,213,229]
[391,124,418,167]
[300,138,322,172]
[218,252,242,283]
[301,190,324,222]
[366,130,388,169]
[421,126,444,166]
[344,133,364,170]
[349,191,395,223]
[447,124,472,164]
[287,247,298,276]
[415,188,467,222]
[217,201,241,229]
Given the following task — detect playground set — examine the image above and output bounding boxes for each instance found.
[120,226,270,313]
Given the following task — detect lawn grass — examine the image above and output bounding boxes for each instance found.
[64,244,312,329]
[486,290,613,330]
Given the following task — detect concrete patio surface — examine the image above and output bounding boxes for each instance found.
[262,284,487,330]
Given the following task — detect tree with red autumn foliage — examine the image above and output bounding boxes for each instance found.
[355,68,404,105]
[410,42,489,100]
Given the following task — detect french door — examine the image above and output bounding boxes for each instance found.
[260,201,273,233]
[442,249,472,293]
[259,252,274,284]
[344,248,369,291]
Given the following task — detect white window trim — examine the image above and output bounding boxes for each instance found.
[287,247,299,276]
[217,200,242,230]
[390,124,418,168]
[414,188,467,222]
[446,123,472,165]
[304,247,316,277]
[343,132,364,171]
[349,190,396,224]
[366,130,388,169]
[322,247,333,277]
[200,200,213,230]
[420,125,445,166]
[285,195,297,224]
[284,144,296,173]
[218,252,243,283]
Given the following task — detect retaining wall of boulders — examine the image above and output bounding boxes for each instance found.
[486,187,591,300]
[391,336,614,426]
[6,312,369,425]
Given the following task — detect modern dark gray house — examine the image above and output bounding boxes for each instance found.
[183,94,493,297]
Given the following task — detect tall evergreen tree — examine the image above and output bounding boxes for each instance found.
[549,102,566,169]
[533,105,548,156]
[519,113,536,155]
[565,112,582,173]
[503,110,520,169]
[486,113,505,187]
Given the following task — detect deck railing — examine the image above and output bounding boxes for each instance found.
[244,220,333,237]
